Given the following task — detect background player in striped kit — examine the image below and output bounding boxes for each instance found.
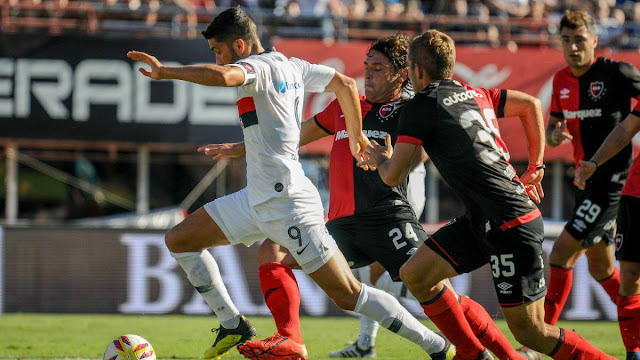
[544,10,640,327]
[575,111,640,360]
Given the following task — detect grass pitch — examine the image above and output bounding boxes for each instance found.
[0,314,624,359]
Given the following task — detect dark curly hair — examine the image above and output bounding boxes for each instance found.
[368,33,412,95]
[369,33,410,72]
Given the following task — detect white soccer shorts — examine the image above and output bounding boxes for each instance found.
[204,187,338,273]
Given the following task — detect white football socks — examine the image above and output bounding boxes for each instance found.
[375,272,418,302]
[171,250,241,329]
[356,267,379,349]
[354,283,445,355]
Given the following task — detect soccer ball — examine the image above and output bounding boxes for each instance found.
[103,334,156,360]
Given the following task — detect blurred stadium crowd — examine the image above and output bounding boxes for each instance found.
[2,0,640,48]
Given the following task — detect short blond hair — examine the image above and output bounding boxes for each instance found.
[409,30,456,81]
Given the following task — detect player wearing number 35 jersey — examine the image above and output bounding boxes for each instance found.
[360,29,614,360]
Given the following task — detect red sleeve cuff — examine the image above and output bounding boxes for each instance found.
[397,135,423,146]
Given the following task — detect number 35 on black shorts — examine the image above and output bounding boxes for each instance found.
[426,213,547,307]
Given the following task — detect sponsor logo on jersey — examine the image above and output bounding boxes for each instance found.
[562,108,603,120]
[589,81,606,100]
[560,88,570,99]
[278,80,301,93]
[442,89,484,106]
[378,104,396,119]
[334,129,388,141]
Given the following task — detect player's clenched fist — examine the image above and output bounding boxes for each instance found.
[127,51,165,80]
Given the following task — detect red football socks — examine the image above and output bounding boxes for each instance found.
[618,294,640,353]
[549,328,616,359]
[545,265,573,325]
[421,288,484,359]
[259,262,303,343]
[460,296,526,360]
[598,267,620,303]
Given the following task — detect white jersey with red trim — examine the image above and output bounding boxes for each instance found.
[229,50,335,207]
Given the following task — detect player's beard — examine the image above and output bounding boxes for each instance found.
[230,48,243,64]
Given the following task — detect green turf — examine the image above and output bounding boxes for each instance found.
[0,314,625,359]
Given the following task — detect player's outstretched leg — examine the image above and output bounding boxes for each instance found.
[166,208,256,359]
[312,251,454,359]
[502,298,616,360]
[238,240,308,360]
[375,269,526,359]
[400,246,489,360]
[329,266,379,358]
[618,261,640,360]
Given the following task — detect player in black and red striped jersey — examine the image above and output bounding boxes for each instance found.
[575,111,640,360]
[205,33,540,360]
[360,30,615,360]
[545,10,640,329]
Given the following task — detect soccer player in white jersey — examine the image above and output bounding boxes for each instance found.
[128,8,456,360]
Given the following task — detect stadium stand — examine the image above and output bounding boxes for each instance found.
[2,0,639,48]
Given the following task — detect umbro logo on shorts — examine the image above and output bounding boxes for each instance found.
[497,282,513,294]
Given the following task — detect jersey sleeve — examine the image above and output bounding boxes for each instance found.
[395,95,435,146]
[618,61,640,116]
[290,57,336,93]
[313,99,339,135]
[480,88,507,118]
[550,74,564,118]
[228,57,271,95]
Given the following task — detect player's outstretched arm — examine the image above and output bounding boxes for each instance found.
[503,90,545,202]
[127,51,245,87]
[575,113,640,189]
[359,135,418,187]
[324,72,370,161]
[198,142,246,161]
[299,117,331,147]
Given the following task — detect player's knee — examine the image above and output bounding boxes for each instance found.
[620,265,640,296]
[165,228,183,253]
[257,240,281,265]
[399,262,425,290]
[587,257,615,280]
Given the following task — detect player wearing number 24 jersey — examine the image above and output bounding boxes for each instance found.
[360,29,615,360]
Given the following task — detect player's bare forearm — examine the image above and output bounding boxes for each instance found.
[363,139,417,187]
[325,72,363,137]
[299,118,330,147]
[503,90,545,166]
[160,64,245,87]
[590,113,640,166]
[410,148,429,170]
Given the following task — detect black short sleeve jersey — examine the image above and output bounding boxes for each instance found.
[396,80,539,227]
[315,97,410,221]
[550,57,640,183]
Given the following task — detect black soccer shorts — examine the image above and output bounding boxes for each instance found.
[565,174,625,247]
[326,205,426,280]
[426,212,546,307]
[615,195,640,263]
